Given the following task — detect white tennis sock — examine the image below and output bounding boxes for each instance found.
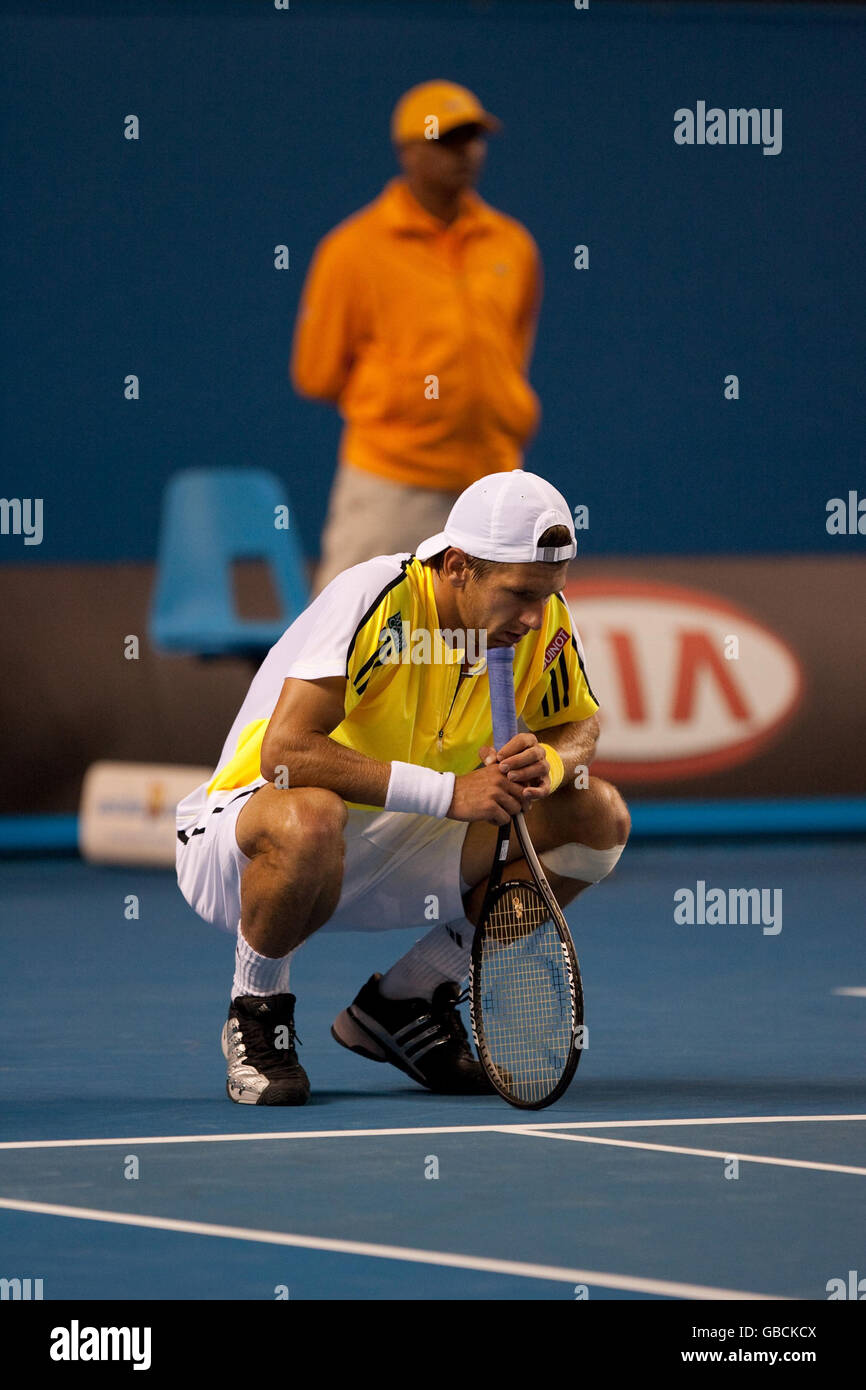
[379,919,473,1002]
[232,925,293,1000]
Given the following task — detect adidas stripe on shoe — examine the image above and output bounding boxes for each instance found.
[331,973,494,1095]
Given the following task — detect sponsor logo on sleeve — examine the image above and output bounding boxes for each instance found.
[378,612,406,658]
[543,627,569,671]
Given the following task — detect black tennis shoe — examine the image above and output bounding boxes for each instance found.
[331,973,495,1095]
[221,993,310,1105]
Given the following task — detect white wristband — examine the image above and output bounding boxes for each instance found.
[385,761,456,819]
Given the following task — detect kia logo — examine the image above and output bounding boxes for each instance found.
[564,580,803,781]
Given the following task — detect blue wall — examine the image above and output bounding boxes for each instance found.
[2,0,864,563]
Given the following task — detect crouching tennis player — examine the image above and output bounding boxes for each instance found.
[176,471,629,1104]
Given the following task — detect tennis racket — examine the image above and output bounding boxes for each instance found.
[469,645,584,1109]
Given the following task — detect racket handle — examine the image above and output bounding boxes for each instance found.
[487,646,519,751]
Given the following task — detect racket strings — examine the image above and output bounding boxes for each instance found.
[478,882,576,1104]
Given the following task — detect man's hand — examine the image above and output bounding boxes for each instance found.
[485,732,551,804]
[447,763,527,825]
[447,734,551,825]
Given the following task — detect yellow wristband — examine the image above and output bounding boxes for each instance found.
[538,742,565,792]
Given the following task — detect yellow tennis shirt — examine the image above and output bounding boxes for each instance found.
[188,555,598,821]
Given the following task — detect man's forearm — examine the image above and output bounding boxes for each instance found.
[540,715,600,786]
[261,731,391,806]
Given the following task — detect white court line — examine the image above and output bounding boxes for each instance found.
[0,1197,784,1301]
[510,1129,866,1176]
[834,987,866,997]
[0,1114,863,1152]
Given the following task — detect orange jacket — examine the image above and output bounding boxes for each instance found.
[290,177,542,491]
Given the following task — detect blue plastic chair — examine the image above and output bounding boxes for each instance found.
[150,468,309,658]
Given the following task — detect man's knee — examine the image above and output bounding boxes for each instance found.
[569,776,630,847]
[538,777,630,882]
[247,787,348,861]
[593,778,631,846]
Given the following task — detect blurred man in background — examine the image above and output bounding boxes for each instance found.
[291,79,543,595]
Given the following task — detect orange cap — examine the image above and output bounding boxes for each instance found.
[391,80,501,145]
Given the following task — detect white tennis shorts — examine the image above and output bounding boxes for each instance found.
[176,779,470,935]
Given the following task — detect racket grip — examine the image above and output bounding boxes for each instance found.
[487,646,519,752]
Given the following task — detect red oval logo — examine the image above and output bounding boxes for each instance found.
[563,580,804,782]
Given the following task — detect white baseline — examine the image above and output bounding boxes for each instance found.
[0,1113,863,1151]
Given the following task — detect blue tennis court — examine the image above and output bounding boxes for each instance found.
[2,837,862,1301]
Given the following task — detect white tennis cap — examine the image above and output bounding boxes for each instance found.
[415,471,577,564]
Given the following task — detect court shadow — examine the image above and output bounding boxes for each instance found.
[307,1087,445,1104]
